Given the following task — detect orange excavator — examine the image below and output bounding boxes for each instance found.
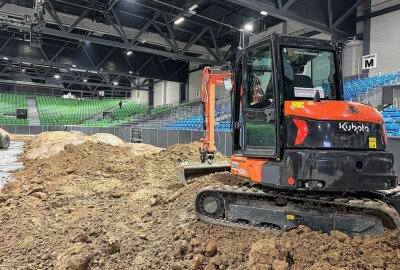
[184,34,400,236]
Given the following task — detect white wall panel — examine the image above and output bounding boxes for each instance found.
[154,81,165,106]
[131,90,149,104]
[165,81,180,104]
[370,9,400,72]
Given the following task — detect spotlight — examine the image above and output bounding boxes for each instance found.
[72,64,77,68]
[244,23,254,32]
[113,81,118,86]
[83,78,88,82]
[260,11,268,16]
[129,71,133,74]
[3,57,8,60]
[126,51,133,56]
[189,4,198,11]
[54,74,60,79]
[174,17,185,25]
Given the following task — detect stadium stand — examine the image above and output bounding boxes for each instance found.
[382,107,400,137]
[111,100,147,120]
[344,72,400,101]
[36,96,120,126]
[0,92,29,125]
[2,74,400,135]
[162,106,230,131]
[82,100,148,127]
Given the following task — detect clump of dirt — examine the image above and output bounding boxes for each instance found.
[0,141,398,270]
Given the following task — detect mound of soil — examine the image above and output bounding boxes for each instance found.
[23,131,86,160]
[85,133,125,146]
[0,142,398,269]
[23,131,162,160]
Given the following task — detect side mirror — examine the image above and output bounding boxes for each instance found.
[223,77,233,92]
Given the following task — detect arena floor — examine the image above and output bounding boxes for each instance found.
[0,129,399,269]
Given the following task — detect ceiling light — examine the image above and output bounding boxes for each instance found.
[244,23,254,32]
[54,74,60,79]
[260,11,268,16]
[83,78,88,82]
[344,37,362,46]
[141,40,146,44]
[72,64,77,68]
[21,69,26,73]
[174,17,185,25]
[3,57,8,60]
[126,51,133,56]
[113,81,118,86]
[129,71,133,74]
[189,4,198,11]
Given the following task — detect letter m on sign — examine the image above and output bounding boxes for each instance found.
[362,54,377,70]
[365,59,374,68]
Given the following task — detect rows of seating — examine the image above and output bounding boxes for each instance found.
[0,93,29,125]
[36,96,121,126]
[215,120,231,131]
[82,100,148,127]
[112,101,147,120]
[344,72,400,101]
[382,107,400,137]
[163,115,203,130]
[162,108,230,131]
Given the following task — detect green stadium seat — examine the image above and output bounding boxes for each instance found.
[0,93,29,125]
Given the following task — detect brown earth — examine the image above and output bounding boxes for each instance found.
[22,131,161,160]
[0,135,399,270]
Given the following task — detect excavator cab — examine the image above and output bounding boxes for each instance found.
[233,34,341,159]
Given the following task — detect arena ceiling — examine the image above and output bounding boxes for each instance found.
[0,0,363,93]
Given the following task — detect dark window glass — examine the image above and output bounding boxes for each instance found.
[282,47,338,100]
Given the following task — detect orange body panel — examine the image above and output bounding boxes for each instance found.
[230,156,267,183]
[284,100,383,124]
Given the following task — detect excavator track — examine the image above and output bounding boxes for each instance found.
[195,185,400,236]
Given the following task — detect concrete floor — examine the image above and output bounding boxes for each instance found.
[0,142,24,189]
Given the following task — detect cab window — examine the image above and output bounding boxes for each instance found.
[281,47,338,100]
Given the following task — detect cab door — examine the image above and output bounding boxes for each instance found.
[241,42,279,157]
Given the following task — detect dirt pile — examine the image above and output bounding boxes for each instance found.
[0,141,398,269]
[85,133,125,146]
[22,131,161,160]
[23,131,86,160]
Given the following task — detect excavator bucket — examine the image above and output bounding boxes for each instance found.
[178,162,231,184]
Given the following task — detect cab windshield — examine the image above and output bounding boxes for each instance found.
[281,47,339,100]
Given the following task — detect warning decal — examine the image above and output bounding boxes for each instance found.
[294,87,325,98]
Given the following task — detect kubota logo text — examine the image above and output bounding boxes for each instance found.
[339,122,370,133]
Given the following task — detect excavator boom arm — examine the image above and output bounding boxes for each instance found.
[200,67,233,163]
